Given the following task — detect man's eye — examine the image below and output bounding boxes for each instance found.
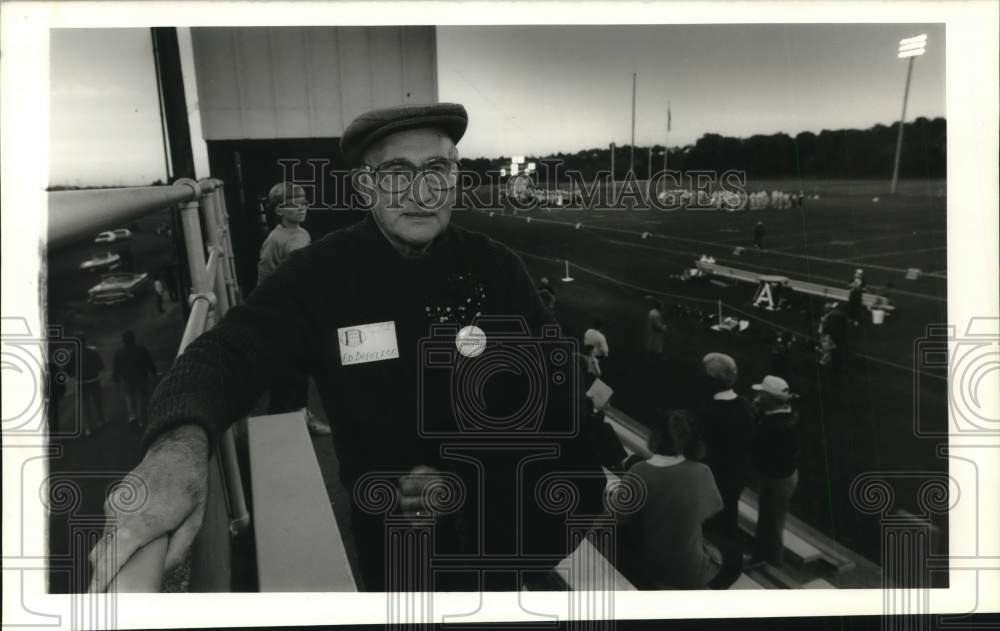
[427,162,455,174]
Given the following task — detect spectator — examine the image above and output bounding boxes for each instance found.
[581,343,602,379]
[753,221,765,249]
[697,353,755,543]
[153,276,168,314]
[71,332,107,438]
[847,269,866,327]
[537,276,557,311]
[257,181,331,437]
[615,411,741,590]
[583,319,609,373]
[748,375,801,568]
[769,332,793,378]
[818,302,849,371]
[644,296,666,358]
[575,353,629,473]
[112,330,158,426]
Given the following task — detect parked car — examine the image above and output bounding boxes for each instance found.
[78,251,122,273]
[94,228,133,244]
[88,272,150,305]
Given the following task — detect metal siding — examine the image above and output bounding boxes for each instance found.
[336,27,374,127]
[402,26,437,103]
[193,26,437,140]
[306,28,343,134]
[369,27,403,109]
[269,28,311,138]
[235,29,278,138]
[192,28,243,139]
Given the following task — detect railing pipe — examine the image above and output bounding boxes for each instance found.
[221,430,251,535]
[175,179,210,295]
[48,185,199,249]
[106,538,168,593]
[177,294,213,359]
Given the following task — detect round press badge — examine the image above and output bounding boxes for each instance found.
[455,325,487,358]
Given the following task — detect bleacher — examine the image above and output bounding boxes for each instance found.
[603,406,881,590]
[696,258,895,311]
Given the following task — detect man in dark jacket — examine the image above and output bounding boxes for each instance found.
[88,103,606,594]
[749,375,801,567]
[72,331,107,437]
[696,353,755,543]
[112,330,157,426]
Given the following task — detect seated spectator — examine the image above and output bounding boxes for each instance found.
[615,411,741,590]
[583,319,609,373]
[576,353,629,472]
[582,343,602,379]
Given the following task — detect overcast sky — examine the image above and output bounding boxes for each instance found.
[49,24,945,185]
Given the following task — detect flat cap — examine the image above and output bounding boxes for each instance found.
[340,102,468,166]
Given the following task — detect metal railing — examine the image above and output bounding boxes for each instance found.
[50,179,249,591]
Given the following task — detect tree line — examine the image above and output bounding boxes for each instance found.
[461,117,946,181]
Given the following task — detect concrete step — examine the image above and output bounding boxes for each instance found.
[730,573,768,589]
[737,501,824,567]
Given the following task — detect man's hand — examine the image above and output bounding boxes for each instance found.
[88,424,210,592]
[397,465,443,520]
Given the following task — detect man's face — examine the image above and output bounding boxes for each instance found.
[358,128,458,253]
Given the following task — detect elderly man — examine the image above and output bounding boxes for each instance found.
[748,375,801,568]
[88,103,604,593]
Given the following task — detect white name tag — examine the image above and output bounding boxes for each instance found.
[337,321,400,366]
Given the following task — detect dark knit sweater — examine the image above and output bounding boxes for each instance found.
[144,214,604,560]
[751,409,801,479]
[697,395,755,488]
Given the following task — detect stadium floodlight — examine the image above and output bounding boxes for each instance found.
[527,162,536,172]
[512,156,525,164]
[891,34,928,194]
[500,168,507,177]
[897,34,927,58]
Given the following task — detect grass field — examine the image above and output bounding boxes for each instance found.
[452,179,949,566]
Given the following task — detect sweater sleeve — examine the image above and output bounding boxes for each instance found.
[142,244,323,451]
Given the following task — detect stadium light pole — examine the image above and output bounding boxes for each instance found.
[891,34,927,195]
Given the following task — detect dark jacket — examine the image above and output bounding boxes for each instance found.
[697,395,756,488]
[752,409,801,479]
[144,215,605,576]
[113,343,156,387]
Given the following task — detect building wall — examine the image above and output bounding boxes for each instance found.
[191,26,437,140]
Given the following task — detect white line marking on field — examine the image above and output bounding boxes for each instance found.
[844,246,948,262]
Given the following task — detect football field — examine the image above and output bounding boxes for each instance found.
[453,180,949,565]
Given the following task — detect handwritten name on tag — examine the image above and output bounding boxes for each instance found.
[337,321,400,366]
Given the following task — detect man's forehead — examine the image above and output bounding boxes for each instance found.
[364,127,458,163]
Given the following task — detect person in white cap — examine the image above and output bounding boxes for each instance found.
[748,375,801,568]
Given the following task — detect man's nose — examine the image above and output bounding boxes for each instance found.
[410,173,440,207]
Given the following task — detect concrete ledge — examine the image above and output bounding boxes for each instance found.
[247,411,357,591]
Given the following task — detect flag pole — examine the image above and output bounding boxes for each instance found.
[630,72,637,177]
[665,101,671,172]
